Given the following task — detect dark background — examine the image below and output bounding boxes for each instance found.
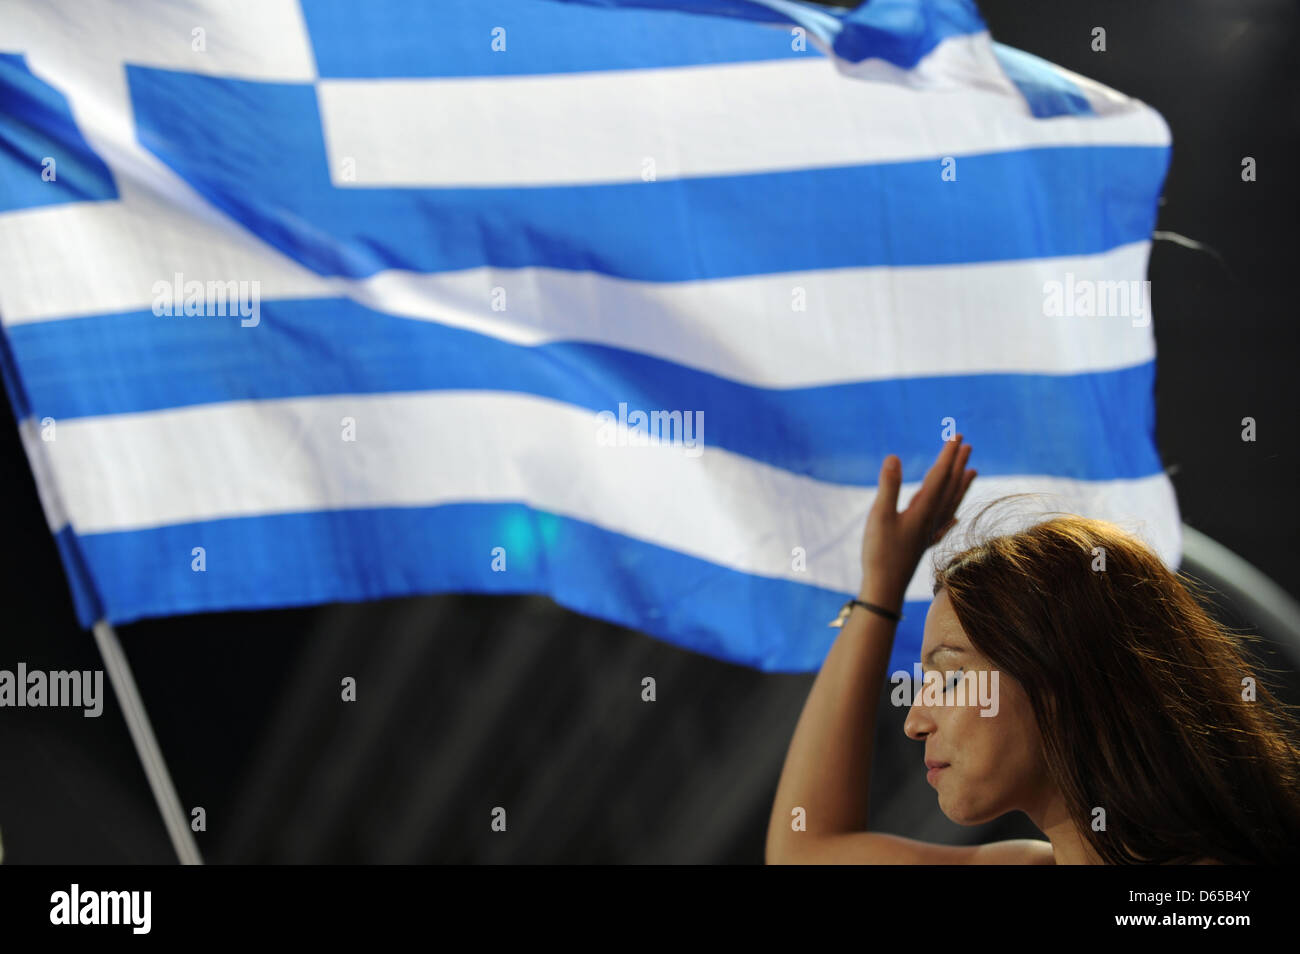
[0,0,1296,863]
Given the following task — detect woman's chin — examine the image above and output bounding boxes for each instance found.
[939,792,994,827]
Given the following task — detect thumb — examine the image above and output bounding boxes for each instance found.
[874,455,902,515]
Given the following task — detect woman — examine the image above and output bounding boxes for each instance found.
[766,435,1300,864]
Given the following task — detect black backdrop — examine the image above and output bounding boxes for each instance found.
[1,0,1296,863]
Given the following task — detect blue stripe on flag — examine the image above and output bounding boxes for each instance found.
[547,0,989,70]
[68,501,931,674]
[53,527,106,629]
[127,66,1168,281]
[300,0,824,78]
[0,315,34,419]
[9,300,1162,484]
[0,53,118,213]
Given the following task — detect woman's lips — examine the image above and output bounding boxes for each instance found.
[926,763,950,784]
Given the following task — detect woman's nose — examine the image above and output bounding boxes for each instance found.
[904,686,935,740]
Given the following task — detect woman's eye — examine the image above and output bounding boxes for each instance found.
[944,669,965,692]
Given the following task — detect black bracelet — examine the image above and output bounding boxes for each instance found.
[828,598,903,628]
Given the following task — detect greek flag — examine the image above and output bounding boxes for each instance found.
[0,0,1175,673]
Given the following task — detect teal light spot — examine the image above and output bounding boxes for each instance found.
[498,508,562,570]
[500,511,536,562]
[534,510,562,549]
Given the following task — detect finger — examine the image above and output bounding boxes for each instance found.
[872,454,903,516]
[948,440,970,488]
[938,444,973,518]
[911,434,963,513]
[936,468,978,538]
[958,467,977,503]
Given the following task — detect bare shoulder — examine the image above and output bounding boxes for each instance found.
[969,838,1056,865]
[768,833,1055,865]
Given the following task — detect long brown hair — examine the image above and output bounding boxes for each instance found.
[931,494,1300,864]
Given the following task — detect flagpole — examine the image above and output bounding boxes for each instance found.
[91,619,204,865]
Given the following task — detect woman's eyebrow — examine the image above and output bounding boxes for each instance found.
[922,645,967,667]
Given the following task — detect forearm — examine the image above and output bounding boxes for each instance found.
[765,579,903,862]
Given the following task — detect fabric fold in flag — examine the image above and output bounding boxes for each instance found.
[0,0,1174,673]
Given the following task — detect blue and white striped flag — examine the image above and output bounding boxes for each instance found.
[0,0,1175,672]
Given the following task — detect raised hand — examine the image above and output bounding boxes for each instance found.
[859,436,976,607]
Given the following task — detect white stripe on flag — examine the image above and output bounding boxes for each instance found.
[0,181,1156,385]
[37,390,1182,600]
[318,55,1169,187]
